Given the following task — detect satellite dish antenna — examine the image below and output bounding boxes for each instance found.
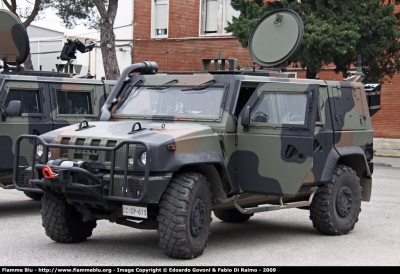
[0,9,30,72]
[248,9,304,68]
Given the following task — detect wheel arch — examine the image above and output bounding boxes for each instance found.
[176,163,231,206]
[321,146,372,202]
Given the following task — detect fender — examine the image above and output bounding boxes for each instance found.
[321,146,371,202]
[335,146,371,177]
[164,152,239,195]
[321,147,370,181]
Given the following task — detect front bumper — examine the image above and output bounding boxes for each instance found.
[13,135,171,206]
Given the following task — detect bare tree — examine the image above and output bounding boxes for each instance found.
[43,0,121,80]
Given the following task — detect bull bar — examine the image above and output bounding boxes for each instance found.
[13,134,151,203]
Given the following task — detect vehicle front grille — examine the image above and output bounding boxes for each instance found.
[14,135,150,200]
[111,143,146,197]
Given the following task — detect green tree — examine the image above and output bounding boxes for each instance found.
[1,0,46,70]
[44,0,121,80]
[226,0,400,82]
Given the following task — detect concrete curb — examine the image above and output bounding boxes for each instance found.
[374,153,400,158]
[374,138,400,150]
[374,162,392,167]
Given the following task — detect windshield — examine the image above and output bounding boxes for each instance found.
[114,86,225,119]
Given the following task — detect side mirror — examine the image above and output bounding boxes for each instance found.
[241,105,251,129]
[6,100,22,116]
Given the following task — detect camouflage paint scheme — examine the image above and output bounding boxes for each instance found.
[14,65,374,207]
[0,74,115,186]
[11,9,378,259]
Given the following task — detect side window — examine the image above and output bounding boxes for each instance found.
[250,93,308,125]
[56,90,93,115]
[5,89,41,114]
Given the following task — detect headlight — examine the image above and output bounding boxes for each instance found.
[36,145,44,157]
[37,145,51,158]
[128,156,134,166]
[140,151,147,165]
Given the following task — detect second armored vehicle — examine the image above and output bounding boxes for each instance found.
[0,9,115,199]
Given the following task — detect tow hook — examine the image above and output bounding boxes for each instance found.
[42,166,57,179]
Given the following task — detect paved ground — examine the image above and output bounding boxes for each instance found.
[374,147,400,168]
[1,163,399,266]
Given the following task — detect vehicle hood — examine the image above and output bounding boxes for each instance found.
[41,121,217,152]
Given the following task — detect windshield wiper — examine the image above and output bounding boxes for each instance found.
[116,79,143,110]
[181,79,216,91]
[147,79,179,90]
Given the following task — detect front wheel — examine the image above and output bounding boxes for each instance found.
[157,172,212,259]
[42,193,97,243]
[310,165,362,235]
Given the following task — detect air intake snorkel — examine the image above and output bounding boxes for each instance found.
[100,61,158,121]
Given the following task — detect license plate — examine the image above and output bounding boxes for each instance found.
[122,205,147,218]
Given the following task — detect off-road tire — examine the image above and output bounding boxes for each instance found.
[214,208,253,223]
[157,172,212,259]
[310,165,362,235]
[42,193,97,243]
[23,191,43,201]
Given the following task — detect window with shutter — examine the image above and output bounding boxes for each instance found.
[154,0,168,36]
[204,0,218,33]
[200,0,239,35]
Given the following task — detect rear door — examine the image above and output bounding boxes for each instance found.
[49,83,98,129]
[236,82,319,196]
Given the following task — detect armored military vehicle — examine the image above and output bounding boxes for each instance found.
[0,9,115,199]
[13,9,380,258]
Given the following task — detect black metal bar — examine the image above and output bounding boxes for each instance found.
[123,144,129,197]
[34,164,102,184]
[12,138,21,188]
[109,149,116,197]
[30,138,37,187]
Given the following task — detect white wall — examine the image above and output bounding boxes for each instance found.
[27,25,65,72]
[95,0,133,79]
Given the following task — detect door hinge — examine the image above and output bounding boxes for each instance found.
[235,135,238,146]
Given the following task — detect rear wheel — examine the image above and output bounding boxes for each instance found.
[42,193,97,243]
[214,208,253,223]
[310,165,362,235]
[23,191,43,201]
[157,172,212,259]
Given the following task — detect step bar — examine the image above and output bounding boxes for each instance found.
[233,187,317,214]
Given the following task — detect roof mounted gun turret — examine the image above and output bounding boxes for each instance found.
[59,38,95,62]
[56,38,95,75]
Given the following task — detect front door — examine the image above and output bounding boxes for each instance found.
[0,81,53,171]
[236,82,319,196]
